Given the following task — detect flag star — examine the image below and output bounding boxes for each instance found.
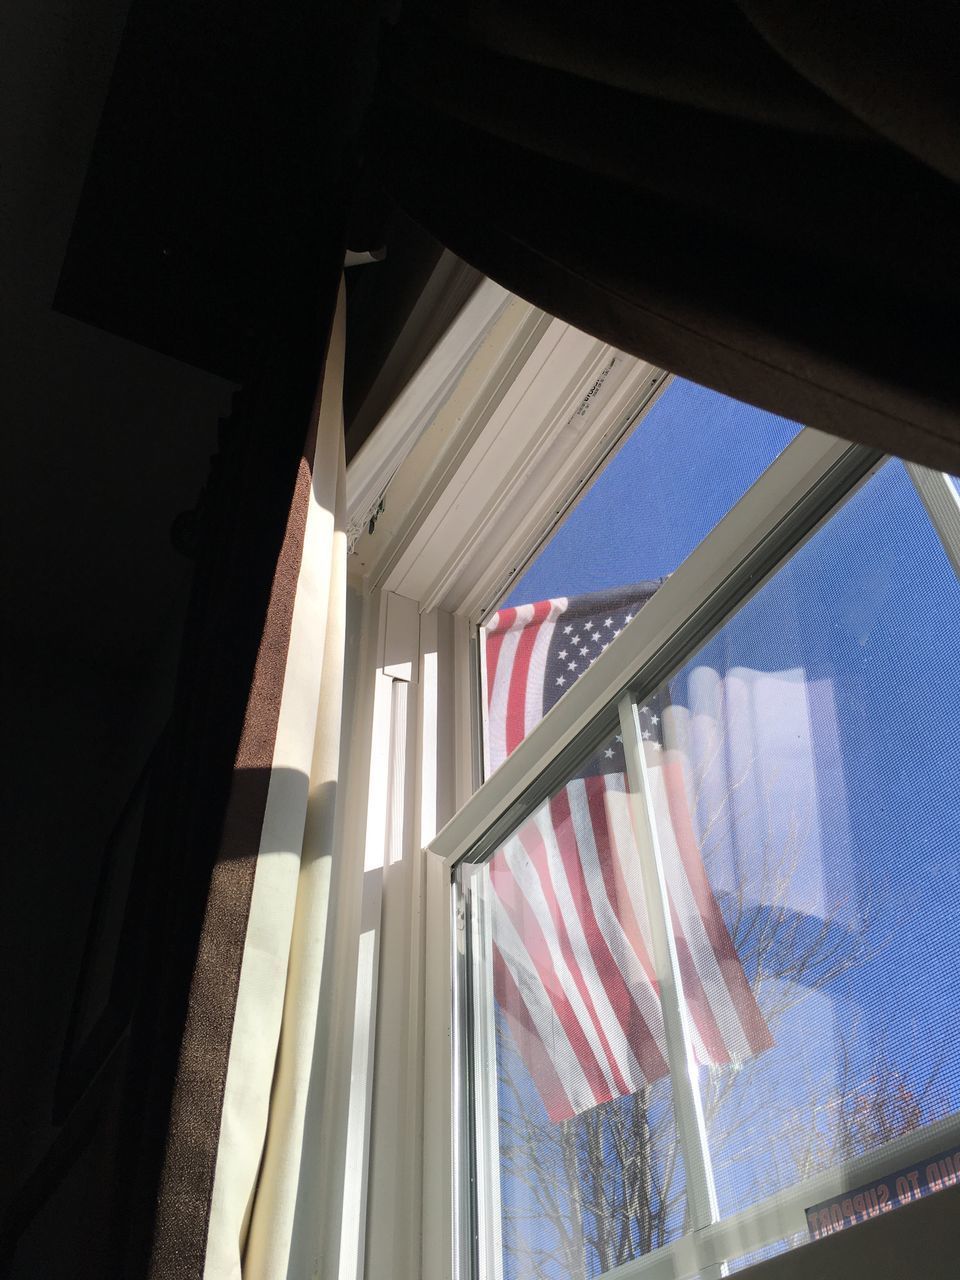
[640,705,650,715]
[584,620,593,628]
[563,624,572,634]
[613,628,621,637]
[602,642,609,651]
[615,734,623,743]
[555,675,566,686]
[558,649,568,659]
[642,729,652,739]
[580,646,589,656]
[604,617,614,628]
[571,634,580,644]
[604,747,615,759]
[651,741,662,751]
[650,714,659,725]
[625,613,634,624]
[592,630,601,642]
[567,660,578,671]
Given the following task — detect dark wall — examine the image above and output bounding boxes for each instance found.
[0,0,233,1271]
[0,0,417,1269]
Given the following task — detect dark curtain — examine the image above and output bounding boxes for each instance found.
[370,0,960,471]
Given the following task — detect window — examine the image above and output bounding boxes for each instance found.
[480,377,802,776]
[337,278,960,1280]
[500,376,800,609]
[431,433,960,1278]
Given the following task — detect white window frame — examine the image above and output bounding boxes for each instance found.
[323,280,960,1280]
[324,294,669,1280]
[431,425,878,1280]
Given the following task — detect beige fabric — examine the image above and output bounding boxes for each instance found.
[203,281,348,1279]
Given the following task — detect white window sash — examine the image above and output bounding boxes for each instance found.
[427,441,960,1280]
[905,462,960,577]
[339,299,960,1280]
[428,428,881,871]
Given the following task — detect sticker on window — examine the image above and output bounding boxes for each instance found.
[805,1142,960,1240]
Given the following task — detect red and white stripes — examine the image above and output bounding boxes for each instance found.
[484,598,567,773]
[480,596,771,1123]
[483,766,771,1123]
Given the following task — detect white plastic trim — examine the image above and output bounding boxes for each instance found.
[347,284,669,622]
[346,277,513,552]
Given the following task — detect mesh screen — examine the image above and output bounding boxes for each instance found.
[658,460,960,1219]
[467,728,687,1279]
[501,378,800,608]
[466,459,960,1278]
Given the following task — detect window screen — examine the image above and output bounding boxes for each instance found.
[658,460,960,1220]
[460,459,960,1279]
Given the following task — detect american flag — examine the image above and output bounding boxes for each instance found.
[481,584,772,1123]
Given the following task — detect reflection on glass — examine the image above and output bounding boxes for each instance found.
[645,460,960,1230]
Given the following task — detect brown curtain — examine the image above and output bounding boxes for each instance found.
[146,280,347,1280]
[370,0,960,473]
[121,258,347,1280]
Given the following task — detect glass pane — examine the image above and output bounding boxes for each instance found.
[503,378,802,606]
[463,458,960,1279]
[482,380,801,773]
[641,459,960,1238]
[461,726,689,1280]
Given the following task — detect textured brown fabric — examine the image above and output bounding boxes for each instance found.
[146,459,314,1279]
[129,264,343,1280]
[371,1,960,472]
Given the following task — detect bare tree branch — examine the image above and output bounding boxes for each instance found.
[490,743,932,1279]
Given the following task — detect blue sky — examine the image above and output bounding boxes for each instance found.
[490,379,960,1274]
[504,378,801,606]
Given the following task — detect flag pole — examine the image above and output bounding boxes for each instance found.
[618,694,721,1241]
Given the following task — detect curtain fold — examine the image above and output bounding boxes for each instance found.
[148,281,347,1280]
[241,431,346,1278]
[371,1,960,473]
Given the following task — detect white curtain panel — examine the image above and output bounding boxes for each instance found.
[204,280,348,1279]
